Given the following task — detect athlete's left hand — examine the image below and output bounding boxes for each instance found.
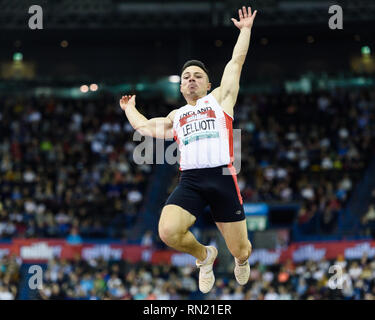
[231,6,257,30]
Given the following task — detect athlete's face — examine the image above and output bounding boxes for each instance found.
[180,66,211,100]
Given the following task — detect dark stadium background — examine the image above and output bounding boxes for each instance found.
[0,0,375,300]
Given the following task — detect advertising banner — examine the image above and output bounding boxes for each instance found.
[1,239,374,266]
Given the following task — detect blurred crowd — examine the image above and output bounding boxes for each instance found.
[0,95,161,239]
[361,189,375,238]
[1,91,374,300]
[0,255,21,300]
[30,253,375,300]
[1,88,375,241]
[234,89,375,234]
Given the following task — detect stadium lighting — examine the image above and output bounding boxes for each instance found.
[13,52,23,61]
[168,75,180,83]
[80,85,89,93]
[361,46,371,56]
[90,84,98,91]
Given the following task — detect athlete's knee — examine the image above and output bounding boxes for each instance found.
[232,240,252,261]
[158,221,184,246]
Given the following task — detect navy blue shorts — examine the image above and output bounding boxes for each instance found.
[165,164,245,223]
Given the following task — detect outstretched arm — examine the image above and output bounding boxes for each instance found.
[120,95,176,139]
[212,6,257,116]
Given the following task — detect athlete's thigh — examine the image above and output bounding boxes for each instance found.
[215,219,249,250]
[159,204,196,232]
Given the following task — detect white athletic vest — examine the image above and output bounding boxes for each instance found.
[173,93,234,170]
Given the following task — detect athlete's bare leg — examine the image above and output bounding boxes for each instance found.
[158,204,207,261]
[215,219,252,263]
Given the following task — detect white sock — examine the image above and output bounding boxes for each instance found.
[235,258,248,266]
[200,247,211,264]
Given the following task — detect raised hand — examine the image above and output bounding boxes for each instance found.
[231,6,257,30]
[119,95,136,111]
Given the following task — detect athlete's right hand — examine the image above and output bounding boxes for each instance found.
[119,95,136,111]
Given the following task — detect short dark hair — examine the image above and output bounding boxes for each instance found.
[181,60,209,78]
